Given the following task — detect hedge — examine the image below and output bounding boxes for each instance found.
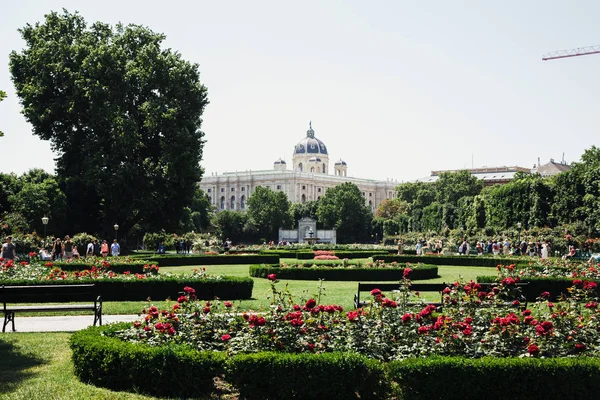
[477,275,600,302]
[70,324,226,398]
[226,352,389,400]
[1,276,254,301]
[146,254,279,266]
[389,356,600,400]
[373,254,531,268]
[249,264,438,281]
[261,249,391,259]
[71,325,600,400]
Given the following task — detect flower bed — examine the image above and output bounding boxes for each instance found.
[0,260,253,301]
[373,254,532,268]
[249,261,438,281]
[477,262,600,301]
[42,257,150,273]
[71,277,600,398]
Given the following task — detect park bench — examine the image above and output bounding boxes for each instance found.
[1,284,102,332]
[354,282,447,309]
[354,282,529,309]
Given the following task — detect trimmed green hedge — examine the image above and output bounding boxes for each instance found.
[1,276,253,301]
[261,249,391,259]
[389,356,600,400]
[226,352,389,400]
[249,264,438,281]
[147,254,279,266]
[70,324,226,398]
[477,275,600,301]
[72,326,600,399]
[374,254,531,268]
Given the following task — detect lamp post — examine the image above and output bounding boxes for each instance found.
[41,216,49,247]
[375,232,378,244]
[517,222,522,244]
[114,223,119,242]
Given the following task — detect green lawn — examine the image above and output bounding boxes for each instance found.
[0,332,223,399]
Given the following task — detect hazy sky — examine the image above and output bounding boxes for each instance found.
[1,1,598,182]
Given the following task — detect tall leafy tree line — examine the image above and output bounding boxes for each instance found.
[377,146,600,238]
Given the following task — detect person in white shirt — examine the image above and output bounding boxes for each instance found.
[86,241,94,256]
[110,239,120,257]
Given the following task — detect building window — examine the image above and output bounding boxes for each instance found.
[230,196,235,210]
[369,193,372,197]
[318,188,321,193]
[220,188,225,193]
[240,195,246,210]
[241,187,245,191]
[220,196,225,210]
[362,192,365,196]
[231,187,235,191]
[266,186,270,189]
[302,185,306,190]
[322,163,326,173]
[298,162,303,172]
[207,188,211,193]
[277,185,281,190]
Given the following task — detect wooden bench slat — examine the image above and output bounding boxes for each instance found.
[6,304,98,312]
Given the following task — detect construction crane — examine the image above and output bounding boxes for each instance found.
[542,45,600,61]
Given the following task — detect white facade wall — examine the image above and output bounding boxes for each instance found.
[201,170,397,212]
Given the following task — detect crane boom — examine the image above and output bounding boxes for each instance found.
[542,45,600,61]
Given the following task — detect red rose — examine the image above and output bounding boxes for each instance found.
[177,296,187,303]
[370,288,382,296]
[403,268,413,279]
[267,274,277,281]
[224,301,233,308]
[528,344,540,355]
[222,334,231,341]
[304,298,317,310]
[183,286,196,294]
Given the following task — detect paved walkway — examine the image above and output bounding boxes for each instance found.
[3,314,141,333]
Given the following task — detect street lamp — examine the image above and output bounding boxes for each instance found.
[114,223,119,242]
[41,216,49,247]
[517,222,522,244]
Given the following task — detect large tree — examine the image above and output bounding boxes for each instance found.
[246,186,292,241]
[316,182,371,243]
[9,10,209,236]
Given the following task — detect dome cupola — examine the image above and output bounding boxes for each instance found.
[293,122,330,174]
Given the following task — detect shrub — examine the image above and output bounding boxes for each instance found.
[70,324,226,398]
[225,352,390,400]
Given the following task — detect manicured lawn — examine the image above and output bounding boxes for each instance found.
[0,333,227,399]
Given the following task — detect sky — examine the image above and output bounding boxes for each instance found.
[1,0,599,182]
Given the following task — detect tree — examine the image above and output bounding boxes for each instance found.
[374,198,408,220]
[290,200,319,224]
[8,171,67,235]
[211,210,247,243]
[316,182,371,243]
[246,186,292,241]
[0,89,5,136]
[9,10,209,237]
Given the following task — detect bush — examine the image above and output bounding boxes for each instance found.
[477,275,600,301]
[70,324,226,398]
[249,264,438,281]
[225,352,390,400]
[71,233,97,252]
[388,356,600,400]
[148,254,279,266]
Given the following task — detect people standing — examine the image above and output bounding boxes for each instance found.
[397,239,404,255]
[110,239,120,257]
[100,240,109,257]
[63,235,74,259]
[52,238,63,260]
[1,236,17,260]
[93,240,101,257]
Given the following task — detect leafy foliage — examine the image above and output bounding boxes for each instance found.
[317,182,371,243]
[246,186,292,241]
[9,10,208,236]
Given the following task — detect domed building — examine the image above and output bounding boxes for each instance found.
[200,122,398,218]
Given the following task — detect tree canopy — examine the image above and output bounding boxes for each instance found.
[9,10,209,236]
[246,186,292,241]
[317,182,371,243]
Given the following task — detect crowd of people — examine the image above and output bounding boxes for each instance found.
[34,236,121,261]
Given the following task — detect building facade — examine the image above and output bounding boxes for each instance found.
[200,123,398,212]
